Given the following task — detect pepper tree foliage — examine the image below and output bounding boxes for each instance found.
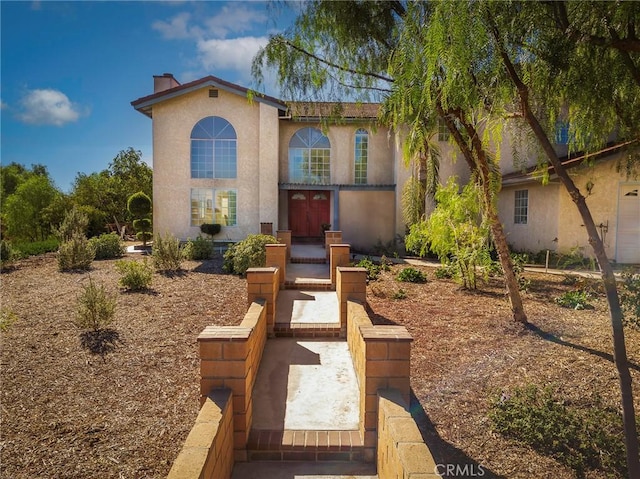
[255,1,640,473]
[254,0,528,323]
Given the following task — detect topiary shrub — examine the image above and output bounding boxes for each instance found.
[223,234,277,275]
[397,267,427,283]
[152,233,182,272]
[115,259,153,291]
[75,277,116,331]
[182,235,213,260]
[127,191,152,247]
[89,233,125,260]
[58,233,95,271]
[200,223,221,237]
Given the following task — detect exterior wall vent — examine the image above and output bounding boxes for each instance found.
[209,89,219,98]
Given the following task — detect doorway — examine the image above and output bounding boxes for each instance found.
[288,190,330,239]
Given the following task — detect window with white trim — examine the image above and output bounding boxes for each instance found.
[190,116,237,178]
[354,128,368,184]
[514,189,528,224]
[288,127,331,184]
[437,118,450,142]
[191,188,237,226]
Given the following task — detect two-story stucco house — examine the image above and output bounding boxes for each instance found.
[132,73,639,263]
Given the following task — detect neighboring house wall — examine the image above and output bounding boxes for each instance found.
[151,88,279,241]
[500,156,640,263]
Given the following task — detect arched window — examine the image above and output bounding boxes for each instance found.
[288,127,331,184]
[190,116,237,178]
[354,128,368,184]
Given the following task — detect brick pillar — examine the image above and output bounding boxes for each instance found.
[260,222,273,236]
[276,230,291,262]
[330,244,351,287]
[247,267,279,337]
[266,244,287,286]
[325,231,343,261]
[336,267,367,331]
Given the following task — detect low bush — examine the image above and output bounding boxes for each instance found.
[434,265,455,279]
[75,277,116,331]
[620,268,640,329]
[182,235,213,260]
[89,233,125,260]
[489,384,629,477]
[355,257,381,281]
[555,290,593,310]
[115,259,153,291]
[152,233,182,272]
[13,238,60,258]
[0,308,18,332]
[392,289,407,300]
[58,234,95,272]
[0,240,16,268]
[223,234,277,275]
[397,267,427,283]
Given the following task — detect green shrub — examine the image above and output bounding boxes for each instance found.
[434,265,455,279]
[183,235,213,260]
[200,223,221,237]
[489,385,629,477]
[58,234,95,271]
[0,240,16,268]
[223,234,277,275]
[89,233,125,260]
[115,259,153,291]
[555,290,593,310]
[75,277,116,331]
[355,257,381,281]
[13,238,60,258]
[128,191,152,247]
[620,268,640,329]
[152,233,182,272]
[56,205,89,242]
[392,289,407,300]
[397,267,427,283]
[0,308,18,332]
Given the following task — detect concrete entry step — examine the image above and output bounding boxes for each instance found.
[247,429,366,462]
[232,461,377,479]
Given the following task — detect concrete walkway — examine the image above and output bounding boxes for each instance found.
[251,338,359,431]
[276,290,339,325]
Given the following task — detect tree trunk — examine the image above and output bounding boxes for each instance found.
[490,21,640,476]
[437,101,528,323]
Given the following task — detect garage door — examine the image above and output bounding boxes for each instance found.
[616,184,640,264]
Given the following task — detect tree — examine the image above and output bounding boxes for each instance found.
[3,175,61,241]
[127,191,152,247]
[411,1,639,474]
[254,0,528,322]
[70,148,152,235]
[407,177,491,289]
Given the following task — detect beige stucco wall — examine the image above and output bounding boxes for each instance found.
[499,157,636,261]
[339,190,396,251]
[151,87,280,241]
[277,121,395,185]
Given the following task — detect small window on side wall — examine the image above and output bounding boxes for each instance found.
[514,189,528,224]
[437,118,450,142]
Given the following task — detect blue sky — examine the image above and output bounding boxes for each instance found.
[1,0,295,192]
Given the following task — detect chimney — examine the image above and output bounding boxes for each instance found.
[153,73,180,93]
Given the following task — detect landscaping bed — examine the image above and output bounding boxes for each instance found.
[1,254,638,478]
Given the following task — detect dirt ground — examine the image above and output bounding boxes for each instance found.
[1,251,639,478]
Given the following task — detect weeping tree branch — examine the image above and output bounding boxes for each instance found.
[487,11,640,477]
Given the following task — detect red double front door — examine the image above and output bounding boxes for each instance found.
[288,190,330,238]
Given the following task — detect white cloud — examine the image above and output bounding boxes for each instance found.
[204,5,267,38]
[18,89,83,126]
[152,12,202,40]
[197,36,268,82]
